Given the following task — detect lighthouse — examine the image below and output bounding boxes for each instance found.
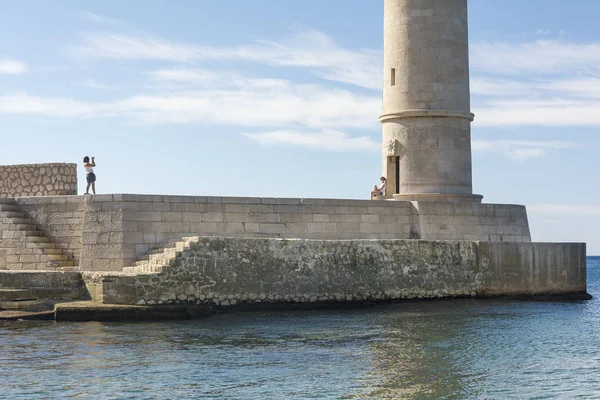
[380,0,482,202]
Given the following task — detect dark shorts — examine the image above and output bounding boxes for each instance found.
[87,172,96,184]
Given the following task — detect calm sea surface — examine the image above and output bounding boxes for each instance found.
[1,257,599,400]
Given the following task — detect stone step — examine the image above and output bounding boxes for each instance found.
[0,285,87,310]
[129,261,148,268]
[44,254,69,262]
[5,217,31,225]
[147,248,167,256]
[146,246,180,256]
[0,289,36,301]
[123,264,163,274]
[126,237,200,275]
[22,236,49,243]
[47,260,78,268]
[2,231,27,239]
[4,261,76,270]
[175,242,191,251]
[19,255,44,263]
[0,211,26,218]
[2,230,44,239]
[141,258,173,268]
[3,247,45,256]
[53,266,80,272]
[0,299,44,310]
[0,204,19,212]
[43,248,63,255]
[25,230,43,236]
[25,242,56,250]
[138,254,177,264]
[13,224,39,231]
[0,271,83,289]
[149,252,178,263]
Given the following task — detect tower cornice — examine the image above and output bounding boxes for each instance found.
[379,110,475,123]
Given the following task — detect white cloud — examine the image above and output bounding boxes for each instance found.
[9,24,600,150]
[0,93,109,117]
[541,78,600,99]
[471,78,533,97]
[115,83,379,128]
[473,99,600,127]
[83,12,123,26]
[472,140,576,160]
[0,58,27,74]
[470,40,600,126]
[65,28,600,130]
[243,129,379,152]
[70,30,600,130]
[150,68,220,83]
[0,78,380,129]
[80,79,119,91]
[70,32,200,62]
[70,30,381,89]
[471,40,600,75]
[528,204,600,216]
[510,147,546,160]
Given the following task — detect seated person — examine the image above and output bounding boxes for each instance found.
[371,177,387,198]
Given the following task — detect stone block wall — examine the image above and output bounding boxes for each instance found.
[14,197,85,262]
[415,202,531,243]
[79,195,417,271]
[2,194,533,272]
[478,242,587,296]
[0,163,77,197]
[82,238,587,306]
[70,194,534,271]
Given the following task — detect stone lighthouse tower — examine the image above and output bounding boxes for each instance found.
[380,0,482,202]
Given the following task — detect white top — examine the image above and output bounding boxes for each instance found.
[377,182,386,193]
[85,166,94,173]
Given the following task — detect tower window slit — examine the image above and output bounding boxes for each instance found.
[391,68,396,86]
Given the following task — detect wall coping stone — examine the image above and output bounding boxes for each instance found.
[10,194,529,210]
[0,162,77,168]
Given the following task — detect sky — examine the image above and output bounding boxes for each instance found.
[0,0,599,253]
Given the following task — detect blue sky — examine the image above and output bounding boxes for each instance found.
[0,0,599,253]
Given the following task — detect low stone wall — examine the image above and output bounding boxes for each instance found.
[82,238,587,305]
[77,194,532,271]
[478,242,587,296]
[415,202,531,242]
[0,163,77,197]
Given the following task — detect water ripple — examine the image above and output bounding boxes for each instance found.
[1,259,600,399]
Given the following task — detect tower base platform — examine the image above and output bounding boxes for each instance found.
[392,193,484,203]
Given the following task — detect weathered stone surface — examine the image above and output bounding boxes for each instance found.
[0,163,77,198]
[81,237,587,306]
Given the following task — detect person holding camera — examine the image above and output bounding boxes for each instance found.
[83,156,97,195]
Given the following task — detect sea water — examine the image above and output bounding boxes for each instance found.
[1,257,599,399]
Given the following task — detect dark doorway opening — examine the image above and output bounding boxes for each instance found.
[395,156,400,194]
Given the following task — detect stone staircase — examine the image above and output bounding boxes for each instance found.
[0,199,78,271]
[123,237,200,274]
[0,271,89,311]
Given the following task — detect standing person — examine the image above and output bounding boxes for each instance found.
[83,156,97,195]
[371,176,386,199]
